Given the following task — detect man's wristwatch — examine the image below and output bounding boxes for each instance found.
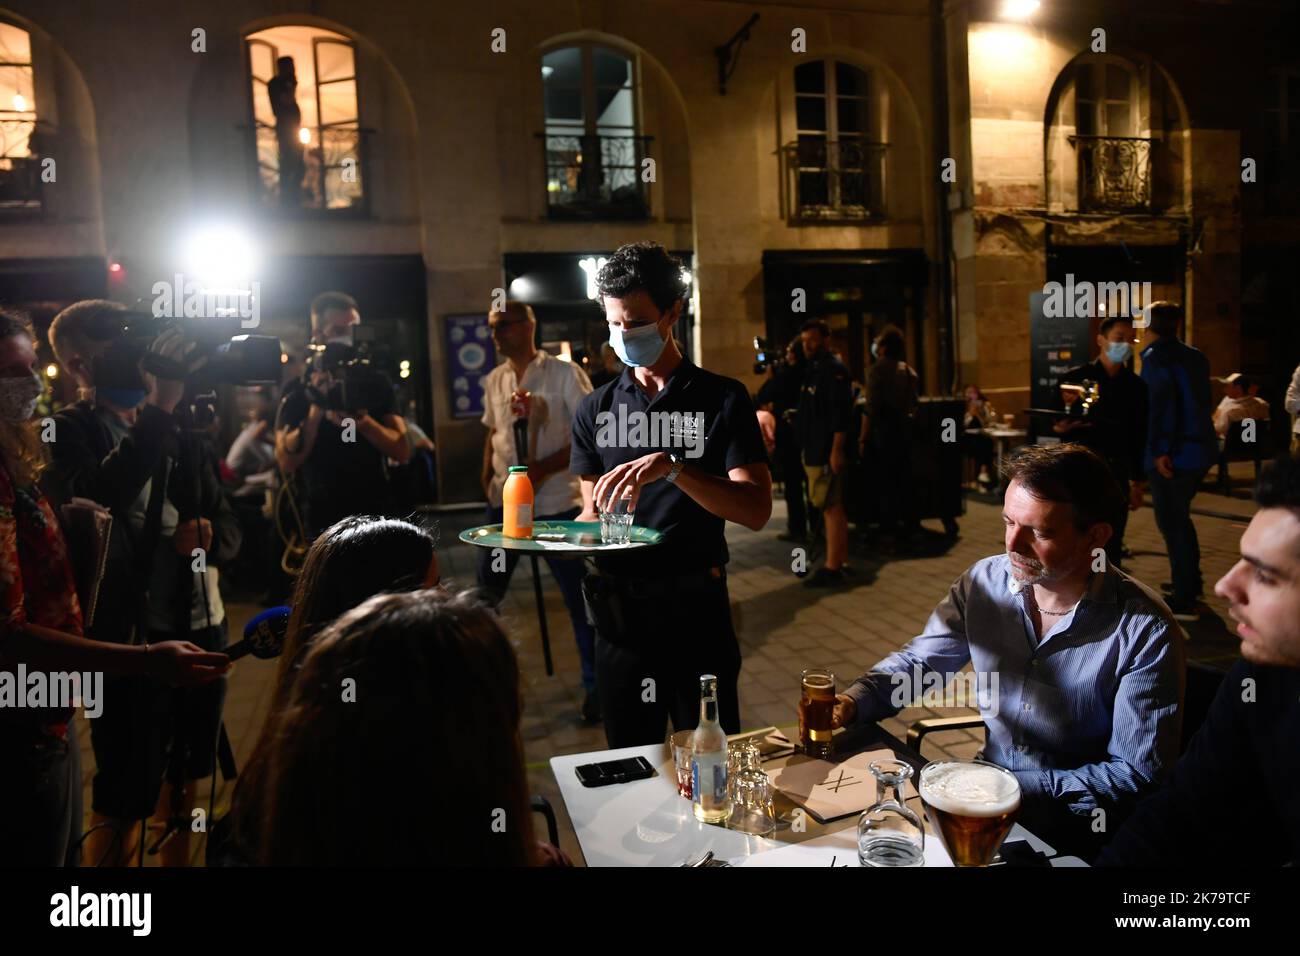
[664,452,685,484]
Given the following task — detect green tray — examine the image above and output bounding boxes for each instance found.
[458,520,664,554]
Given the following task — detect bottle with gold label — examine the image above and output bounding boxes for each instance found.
[502,465,534,539]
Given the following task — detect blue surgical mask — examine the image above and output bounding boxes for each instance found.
[1105,341,1133,365]
[97,386,147,409]
[609,321,667,368]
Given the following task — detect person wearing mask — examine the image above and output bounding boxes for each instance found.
[797,320,853,586]
[571,242,771,747]
[861,325,920,553]
[275,291,410,537]
[250,588,571,866]
[830,443,1183,861]
[477,300,598,722]
[1139,302,1217,622]
[1211,372,1270,439]
[1099,454,1300,866]
[46,301,243,868]
[1054,316,1149,568]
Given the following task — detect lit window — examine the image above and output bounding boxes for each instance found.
[0,21,40,212]
[245,25,364,213]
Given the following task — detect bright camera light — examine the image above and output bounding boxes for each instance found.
[1001,0,1040,19]
[181,223,258,288]
[45,363,59,378]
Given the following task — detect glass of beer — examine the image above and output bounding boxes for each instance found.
[918,760,1021,867]
[798,668,836,759]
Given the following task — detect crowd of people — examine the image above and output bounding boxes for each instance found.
[2,240,1298,867]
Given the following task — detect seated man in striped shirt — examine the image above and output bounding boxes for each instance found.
[832,443,1184,861]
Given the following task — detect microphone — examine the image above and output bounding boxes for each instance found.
[226,606,291,661]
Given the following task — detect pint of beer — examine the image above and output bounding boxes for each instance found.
[918,760,1020,867]
[798,669,835,759]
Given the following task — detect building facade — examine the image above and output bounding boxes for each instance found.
[0,0,1294,502]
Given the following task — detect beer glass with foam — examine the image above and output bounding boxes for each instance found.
[919,760,1020,867]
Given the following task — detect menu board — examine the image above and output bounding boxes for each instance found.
[1029,291,1091,411]
[444,313,496,420]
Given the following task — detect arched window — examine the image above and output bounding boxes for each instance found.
[1066,58,1149,212]
[245,25,364,213]
[0,20,39,212]
[541,43,647,219]
[784,60,885,221]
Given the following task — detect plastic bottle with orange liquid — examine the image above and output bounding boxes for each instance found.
[502,465,534,539]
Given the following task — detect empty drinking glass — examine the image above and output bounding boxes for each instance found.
[857,759,925,867]
[726,741,775,836]
[600,488,634,545]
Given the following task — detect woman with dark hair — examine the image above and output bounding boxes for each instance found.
[0,310,227,866]
[254,588,546,865]
[212,514,440,863]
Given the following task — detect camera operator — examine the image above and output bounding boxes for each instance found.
[275,292,409,538]
[45,299,242,866]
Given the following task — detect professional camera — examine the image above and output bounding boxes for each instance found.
[93,309,283,392]
[304,324,395,413]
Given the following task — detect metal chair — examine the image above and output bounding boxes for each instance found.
[530,795,559,846]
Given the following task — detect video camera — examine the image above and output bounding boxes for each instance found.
[95,310,283,391]
[304,324,395,413]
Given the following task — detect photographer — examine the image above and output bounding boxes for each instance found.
[275,292,409,538]
[45,299,242,866]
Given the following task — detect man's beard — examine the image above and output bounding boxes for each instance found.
[1008,552,1050,584]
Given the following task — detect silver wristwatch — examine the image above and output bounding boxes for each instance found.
[665,452,685,484]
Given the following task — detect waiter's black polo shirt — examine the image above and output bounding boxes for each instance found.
[1059,358,1148,481]
[570,359,768,578]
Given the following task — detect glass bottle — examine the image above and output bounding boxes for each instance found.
[857,759,925,867]
[691,674,728,823]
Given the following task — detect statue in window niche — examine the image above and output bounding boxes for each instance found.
[267,56,306,208]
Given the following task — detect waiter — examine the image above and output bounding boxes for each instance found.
[1054,314,1148,567]
[571,242,772,747]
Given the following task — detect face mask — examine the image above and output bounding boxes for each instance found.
[609,321,667,368]
[0,371,43,423]
[1105,341,1133,365]
[96,386,147,409]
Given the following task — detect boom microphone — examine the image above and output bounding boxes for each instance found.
[226,606,291,661]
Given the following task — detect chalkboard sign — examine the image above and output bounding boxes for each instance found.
[1029,292,1091,410]
[444,314,496,420]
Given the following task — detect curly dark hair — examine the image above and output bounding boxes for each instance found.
[1256,454,1300,515]
[595,242,688,314]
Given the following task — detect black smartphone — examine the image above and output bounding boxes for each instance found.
[575,756,656,788]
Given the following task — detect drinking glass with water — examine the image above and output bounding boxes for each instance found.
[600,488,634,545]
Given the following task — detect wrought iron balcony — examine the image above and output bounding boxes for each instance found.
[782,139,888,222]
[1067,135,1154,214]
[247,123,371,215]
[540,132,652,220]
[0,118,42,214]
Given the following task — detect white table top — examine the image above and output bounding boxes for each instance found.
[551,741,1067,868]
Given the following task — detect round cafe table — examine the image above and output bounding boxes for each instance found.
[458,520,663,676]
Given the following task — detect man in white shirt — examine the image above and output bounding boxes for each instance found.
[1285,362,1300,456]
[477,301,599,720]
[1212,372,1271,438]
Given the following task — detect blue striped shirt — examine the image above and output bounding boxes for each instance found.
[844,554,1184,818]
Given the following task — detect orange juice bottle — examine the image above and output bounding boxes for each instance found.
[502,465,534,539]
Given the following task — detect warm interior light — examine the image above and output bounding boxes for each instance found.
[1001,0,1041,19]
[298,127,311,145]
[45,363,58,378]
[13,93,28,112]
